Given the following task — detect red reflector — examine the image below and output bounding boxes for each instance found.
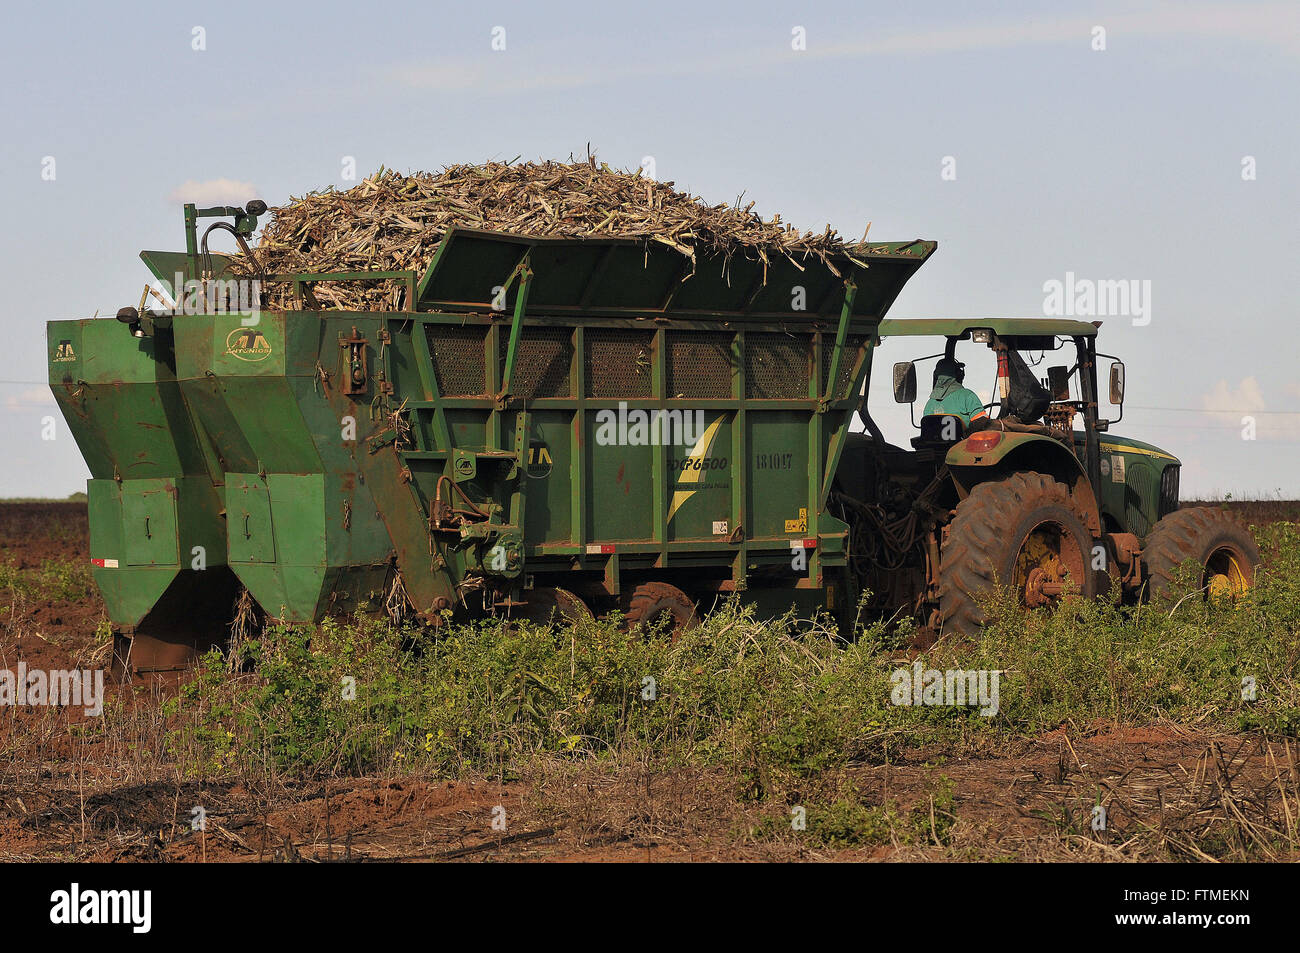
[965,431,1003,452]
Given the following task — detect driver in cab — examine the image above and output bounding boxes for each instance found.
[924,357,988,429]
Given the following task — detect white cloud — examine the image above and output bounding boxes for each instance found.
[167,178,261,207]
[1201,377,1300,440]
[4,387,54,410]
[384,2,1300,95]
[1201,376,1266,418]
[814,3,1300,58]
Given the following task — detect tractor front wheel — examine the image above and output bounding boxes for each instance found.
[939,472,1097,636]
[1141,507,1260,602]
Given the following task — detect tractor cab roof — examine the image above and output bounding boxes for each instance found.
[878,317,1099,339]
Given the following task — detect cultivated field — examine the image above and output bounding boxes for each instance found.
[1,500,1297,862]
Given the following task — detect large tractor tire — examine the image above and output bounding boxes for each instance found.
[939,472,1097,636]
[622,582,698,640]
[1141,507,1260,602]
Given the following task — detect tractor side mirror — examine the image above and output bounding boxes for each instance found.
[1047,365,1070,401]
[1109,361,1125,405]
[893,362,917,403]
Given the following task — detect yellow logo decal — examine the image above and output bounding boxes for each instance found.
[52,339,76,363]
[1099,442,1177,462]
[225,327,272,362]
[666,416,725,522]
[526,444,553,479]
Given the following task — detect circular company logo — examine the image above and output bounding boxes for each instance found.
[526,443,554,479]
[224,327,273,362]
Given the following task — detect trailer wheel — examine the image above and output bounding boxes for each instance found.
[1141,507,1260,602]
[939,472,1097,636]
[520,587,593,625]
[623,582,698,639]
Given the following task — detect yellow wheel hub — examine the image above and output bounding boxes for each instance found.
[1018,528,1070,608]
[1206,548,1249,602]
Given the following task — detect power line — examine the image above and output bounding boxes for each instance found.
[1128,405,1300,416]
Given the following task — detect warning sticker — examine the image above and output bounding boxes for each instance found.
[784,507,808,534]
[91,558,119,569]
[1111,455,1126,484]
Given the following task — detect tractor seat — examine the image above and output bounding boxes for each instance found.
[911,414,967,450]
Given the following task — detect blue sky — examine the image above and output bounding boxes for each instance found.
[1,0,1296,497]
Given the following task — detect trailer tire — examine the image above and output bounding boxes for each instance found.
[1141,507,1259,602]
[623,582,698,639]
[520,587,593,626]
[939,472,1097,636]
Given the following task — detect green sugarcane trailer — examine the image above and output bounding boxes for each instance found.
[46,203,935,671]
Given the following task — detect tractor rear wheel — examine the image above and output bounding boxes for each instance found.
[622,582,698,639]
[1141,508,1260,602]
[939,472,1097,636]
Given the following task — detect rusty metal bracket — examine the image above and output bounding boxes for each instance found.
[366,428,397,454]
[340,326,369,397]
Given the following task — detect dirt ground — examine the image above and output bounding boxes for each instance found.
[0,503,99,675]
[1,500,1296,862]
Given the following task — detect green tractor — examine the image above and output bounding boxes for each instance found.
[834,318,1260,635]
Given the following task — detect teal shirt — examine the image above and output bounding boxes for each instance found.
[923,376,987,426]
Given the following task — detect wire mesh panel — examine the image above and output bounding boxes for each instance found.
[666,331,734,399]
[745,332,811,399]
[427,324,488,396]
[585,329,654,398]
[502,326,573,399]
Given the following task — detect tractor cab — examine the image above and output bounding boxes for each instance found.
[881,320,1105,447]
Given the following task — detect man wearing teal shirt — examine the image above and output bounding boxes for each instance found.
[923,358,988,429]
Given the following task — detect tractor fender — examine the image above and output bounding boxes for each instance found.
[945,431,1102,535]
